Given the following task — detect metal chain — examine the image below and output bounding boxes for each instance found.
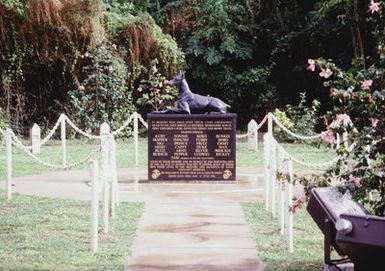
[137,114,149,129]
[111,114,135,136]
[270,113,323,140]
[236,132,250,139]
[257,114,269,130]
[63,115,101,139]
[40,114,65,146]
[269,135,340,169]
[11,131,100,169]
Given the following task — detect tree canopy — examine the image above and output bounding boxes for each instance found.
[0,0,383,131]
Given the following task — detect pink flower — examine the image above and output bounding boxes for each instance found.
[334,114,344,126]
[370,118,379,128]
[307,59,316,72]
[368,95,375,103]
[295,185,306,200]
[329,88,334,97]
[332,114,352,127]
[368,1,381,14]
[319,68,333,78]
[79,85,85,91]
[137,87,143,92]
[361,79,373,90]
[347,162,354,171]
[112,44,117,49]
[349,175,361,187]
[321,130,335,144]
[108,66,114,72]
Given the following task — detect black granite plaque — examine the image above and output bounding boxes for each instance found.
[148,114,236,181]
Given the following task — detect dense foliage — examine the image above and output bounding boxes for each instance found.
[69,41,135,135]
[297,0,385,216]
[274,93,320,143]
[0,0,183,132]
[0,0,383,133]
[124,0,381,127]
[0,107,6,138]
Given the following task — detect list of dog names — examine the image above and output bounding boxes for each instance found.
[148,115,236,181]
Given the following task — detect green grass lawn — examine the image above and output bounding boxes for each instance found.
[243,203,323,271]
[0,137,336,179]
[237,137,336,171]
[0,136,334,270]
[0,193,144,271]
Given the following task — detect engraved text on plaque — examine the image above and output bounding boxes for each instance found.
[148,114,236,181]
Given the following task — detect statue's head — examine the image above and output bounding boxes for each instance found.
[166,72,185,86]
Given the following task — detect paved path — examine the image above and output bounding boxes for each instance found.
[125,203,264,271]
[1,167,265,270]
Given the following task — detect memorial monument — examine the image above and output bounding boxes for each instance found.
[148,72,236,181]
[151,72,231,114]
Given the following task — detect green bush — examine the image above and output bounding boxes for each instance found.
[299,2,385,216]
[274,93,320,143]
[136,59,178,112]
[68,41,134,137]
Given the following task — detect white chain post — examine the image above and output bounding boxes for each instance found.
[365,144,372,168]
[100,122,110,233]
[61,114,67,166]
[267,113,273,137]
[133,112,139,167]
[5,128,12,200]
[247,119,258,151]
[276,147,282,226]
[287,158,294,253]
[263,134,270,211]
[112,136,119,207]
[109,135,118,217]
[30,124,41,154]
[270,137,277,218]
[280,182,286,235]
[90,159,99,253]
[267,113,275,215]
[335,133,341,150]
[278,148,286,235]
[343,131,348,149]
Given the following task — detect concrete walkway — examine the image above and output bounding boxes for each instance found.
[126,203,264,271]
[1,167,265,270]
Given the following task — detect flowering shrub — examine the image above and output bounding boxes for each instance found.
[273,108,294,142]
[273,93,320,143]
[298,0,385,216]
[136,60,178,112]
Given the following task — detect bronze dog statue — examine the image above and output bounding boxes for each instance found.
[153,72,230,114]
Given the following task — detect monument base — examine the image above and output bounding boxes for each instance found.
[148,114,236,182]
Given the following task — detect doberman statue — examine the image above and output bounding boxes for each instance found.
[153,72,230,114]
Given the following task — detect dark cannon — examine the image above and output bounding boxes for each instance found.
[307,187,385,271]
[152,72,230,114]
